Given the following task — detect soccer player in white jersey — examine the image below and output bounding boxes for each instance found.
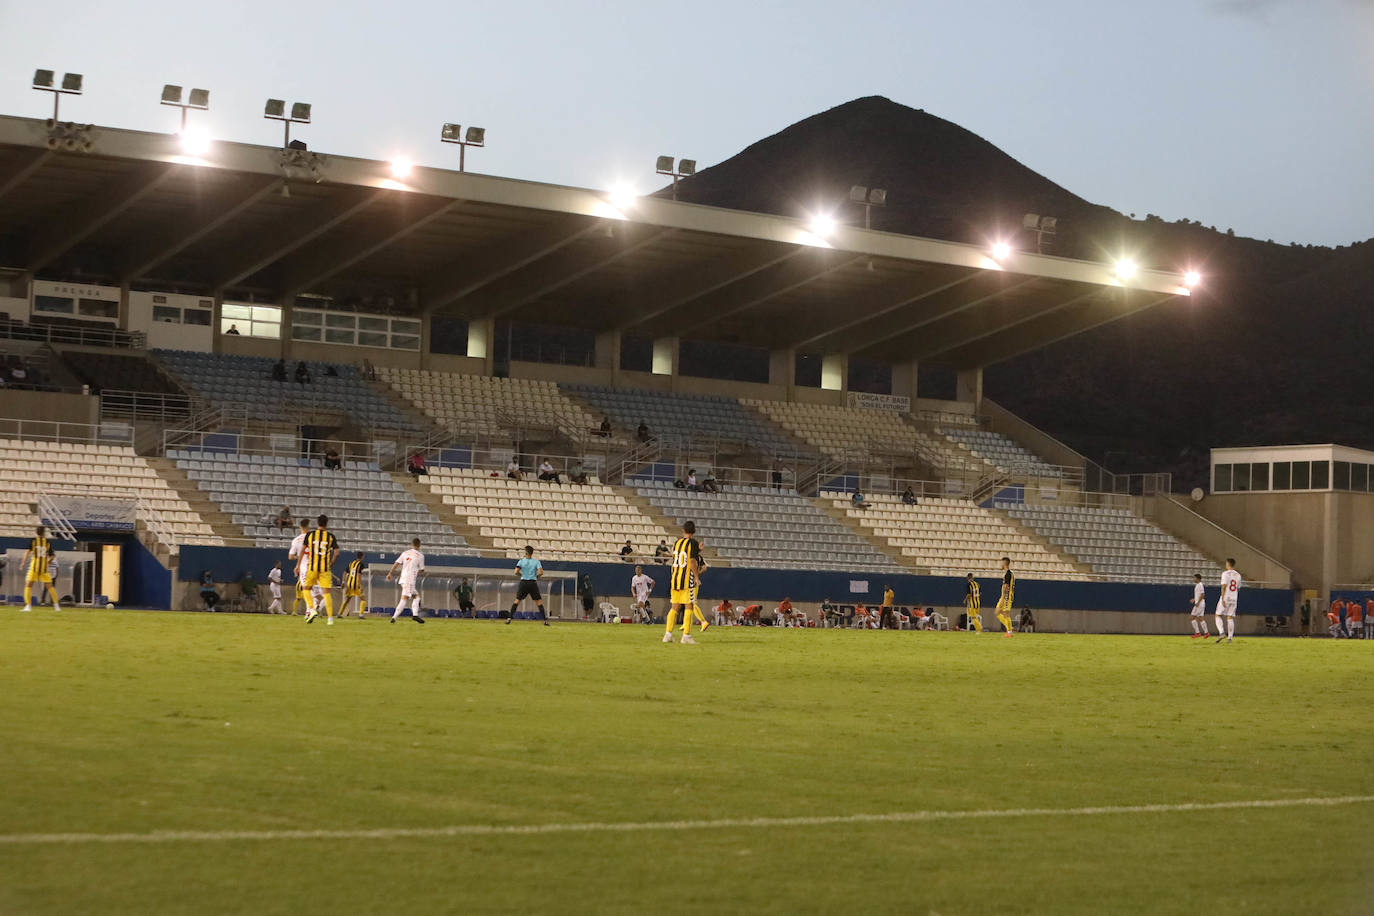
[267,562,284,614]
[287,519,320,617]
[630,565,655,619]
[386,538,426,624]
[1215,558,1241,643]
[1188,573,1207,638]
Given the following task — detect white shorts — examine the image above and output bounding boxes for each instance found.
[1216,600,1237,617]
[634,593,650,605]
[399,578,419,598]
[1190,605,1205,617]
[270,584,282,598]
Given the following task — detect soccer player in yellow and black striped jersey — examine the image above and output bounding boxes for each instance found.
[300,514,339,625]
[964,573,983,632]
[997,557,1015,638]
[21,525,60,613]
[338,552,367,618]
[663,521,701,645]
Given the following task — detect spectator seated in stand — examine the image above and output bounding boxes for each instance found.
[636,421,651,443]
[653,539,670,564]
[505,459,522,481]
[271,359,287,382]
[854,604,875,629]
[713,598,735,626]
[851,491,869,510]
[819,598,842,628]
[619,539,635,562]
[775,597,802,627]
[1018,606,1036,633]
[901,486,918,506]
[323,448,342,471]
[567,459,589,485]
[199,570,219,611]
[274,505,294,531]
[294,360,312,385]
[406,451,428,480]
[538,459,560,484]
[703,470,720,493]
[361,358,377,381]
[908,606,931,630]
[238,571,259,611]
[323,364,339,378]
[685,469,701,492]
[598,416,612,438]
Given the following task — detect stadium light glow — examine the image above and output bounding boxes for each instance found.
[1183,270,1201,289]
[389,157,413,179]
[179,125,212,156]
[1114,259,1137,281]
[608,184,638,211]
[808,213,838,237]
[991,241,1012,261]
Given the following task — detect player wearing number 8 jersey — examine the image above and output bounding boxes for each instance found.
[300,515,339,625]
[1214,558,1241,643]
[663,520,702,645]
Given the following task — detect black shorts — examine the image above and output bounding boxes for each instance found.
[516,580,542,602]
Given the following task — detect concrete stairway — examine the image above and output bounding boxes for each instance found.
[392,472,496,555]
[617,488,727,568]
[814,499,919,571]
[987,506,1095,576]
[146,457,244,542]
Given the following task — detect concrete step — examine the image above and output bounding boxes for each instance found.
[392,472,496,553]
[146,457,244,542]
[814,499,920,571]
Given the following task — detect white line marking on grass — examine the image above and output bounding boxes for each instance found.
[3,795,1371,846]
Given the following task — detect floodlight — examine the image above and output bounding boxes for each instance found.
[1183,270,1201,288]
[187,88,209,109]
[162,84,183,104]
[441,122,461,141]
[33,69,54,89]
[61,73,83,92]
[868,188,887,205]
[290,102,311,121]
[655,155,674,173]
[850,185,867,202]
[991,241,1012,260]
[265,98,285,118]
[464,126,485,145]
[389,156,413,179]
[180,126,212,156]
[608,184,637,211]
[1023,213,1041,230]
[677,159,695,176]
[1114,259,1137,280]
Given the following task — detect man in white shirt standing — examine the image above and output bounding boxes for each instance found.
[386,538,426,624]
[1188,573,1207,638]
[1215,558,1242,644]
[630,565,655,620]
[267,562,284,614]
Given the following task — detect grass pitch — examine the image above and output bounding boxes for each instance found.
[0,610,1370,915]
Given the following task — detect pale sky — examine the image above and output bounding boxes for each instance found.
[3,0,1372,246]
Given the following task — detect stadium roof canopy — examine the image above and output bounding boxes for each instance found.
[0,114,1190,368]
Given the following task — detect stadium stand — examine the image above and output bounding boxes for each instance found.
[420,467,672,562]
[170,451,472,554]
[637,481,902,572]
[1002,503,1213,583]
[0,441,218,547]
[744,399,981,472]
[378,368,610,441]
[826,492,1083,579]
[938,426,1065,478]
[571,385,803,456]
[64,351,182,396]
[155,351,423,434]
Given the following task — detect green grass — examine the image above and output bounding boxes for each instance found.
[0,610,1370,915]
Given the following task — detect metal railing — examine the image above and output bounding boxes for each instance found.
[0,416,134,446]
[0,319,145,349]
[162,428,393,465]
[100,389,195,422]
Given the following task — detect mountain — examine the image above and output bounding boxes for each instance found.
[667,96,1373,487]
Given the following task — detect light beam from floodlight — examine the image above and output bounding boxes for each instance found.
[179,125,212,157]
[390,157,413,179]
[32,69,83,121]
[1183,270,1201,289]
[608,184,638,212]
[991,241,1012,261]
[440,121,485,171]
[809,213,837,237]
[655,156,696,201]
[1115,259,1137,281]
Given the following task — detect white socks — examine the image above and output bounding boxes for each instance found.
[1191,619,1202,634]
[1226,617,1235,639]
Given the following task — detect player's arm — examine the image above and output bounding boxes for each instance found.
[386,559,402,582]
[535,561,543,579]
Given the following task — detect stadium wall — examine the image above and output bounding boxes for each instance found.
[1141,495,1292,586]
[0,390,99,425]
[172,546,1292,628]
[0,534,170,609]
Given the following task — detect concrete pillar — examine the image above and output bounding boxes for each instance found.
[768,347,795,399]
[419,312,431,370]
[891,359,918,407]
[956,367,983,408]
[821,353,847,393]
[652,336,678,377]
[595,330,621,386]
[279,296,293,359]
[467,317,494,374]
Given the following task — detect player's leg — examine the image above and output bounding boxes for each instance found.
[691,603,708,630]
[22,574,34,611]
[46,581,61,611]
[1214,603,1226,640]
[408,588,425,624]
[996,599,1013,636]
[663,604,679,642]
[1225,607,1235,640]
[1190,610,1201,636]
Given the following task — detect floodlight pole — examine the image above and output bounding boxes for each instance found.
[34,85,80,122]
[655,167,688,201]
